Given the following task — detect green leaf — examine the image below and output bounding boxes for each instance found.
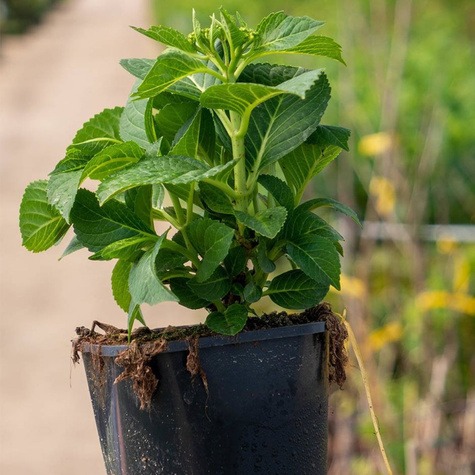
[166,77,207,101]
[235,11,248,28]
[97,156,236,204]
[255,12,324,52]
[334,241,344,257]
[257,175,295,212]
[128,233,178,305]
[20,180,70,252]
[308,125,350,151]
[235,207,287,239]
[128,303,146,338]
[299,198,361,226]
[282,206,343,242]
[150,137,169,157]
[280,143,343,197]
[81,141,144,182]
[219,8,248,49]
[152,184,165,208]
[60,236,84,260]
[170,108,215,161]
[286,235,341,290]
[265,36,346,65]
[131,25,196,53]
[170,278,210,309]
[205,303,248,335]
[120,58,154,80]
[195,108,216,163]
[155,247,187,274]
[48,140,144,222]
[212,112,232,151]
[49,147,90,174]
[243,282,262,303]
[187,266,231,301]
[71,107,123,156]
[187,218,234,282]
[256,240,276,273]
[97,236,153,261]
[120,81,155,147]
[199,182,234,215]
[166,62,223,101]
[70,189,155,252]
[124,186,154,228]
[112,259,134,311]
[47,148,90,221]
[164,183,193,203]
[152,91,190,110]
[266,270,329,309]
[155,59,223,102]
[240,63,305,85]
[244,66,331,171]
[224,246,247,277]
[155,102,198,142]
[200,69,323,117]
[47,169,82,221]
[135,50,215,99]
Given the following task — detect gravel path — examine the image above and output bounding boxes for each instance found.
[0,1,203,473]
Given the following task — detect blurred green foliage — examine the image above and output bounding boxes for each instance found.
[149,1,475,473]
[152,0,474,225]
[0,0,61,34]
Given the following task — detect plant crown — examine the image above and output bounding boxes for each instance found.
[19,10,360,337]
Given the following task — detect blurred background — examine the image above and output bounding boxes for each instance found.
[0,0,473,474]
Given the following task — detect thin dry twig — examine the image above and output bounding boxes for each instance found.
[336,310,394,475]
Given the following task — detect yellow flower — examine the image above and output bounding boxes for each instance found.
[454,255,470,293]
[368,322,403,351]
[369,176,396,216]
[436,236,458,254]
[358,132,393,156]
[329,274,366,300]
[416,291,475,315]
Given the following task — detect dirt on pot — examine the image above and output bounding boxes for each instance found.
[72,303,348,409]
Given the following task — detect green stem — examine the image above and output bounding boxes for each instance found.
[228,46,242,74]
[215,110,233,136]
[212,300,226,312]
[268,242,286,261]
[152,209,180,229]
[170,194,185,225]
[205,29,226,75]
[230,114,247,199]
[266,163,276,208]
[186,184,195,225]
[294,186,306,206]
[74,137,122,146]
[202,177,239,199]
[252,190,260,214]
[234,54,256,78]
[161,270,194,281]
[204,67,227,83]
[170,192,196,262]
[161,240,199,267]
[254,269,268,289]
[230,112,248,235]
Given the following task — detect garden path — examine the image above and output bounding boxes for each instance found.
[0,1,203,473]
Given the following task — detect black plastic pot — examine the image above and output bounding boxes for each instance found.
[82,321,329,474]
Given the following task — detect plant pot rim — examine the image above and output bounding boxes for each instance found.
[81,321,326,357]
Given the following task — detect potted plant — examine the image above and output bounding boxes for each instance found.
[19,9,359,474]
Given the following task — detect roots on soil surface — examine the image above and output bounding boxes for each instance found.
[72,303,348,409]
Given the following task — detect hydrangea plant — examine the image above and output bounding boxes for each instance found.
[19,9,360,337]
